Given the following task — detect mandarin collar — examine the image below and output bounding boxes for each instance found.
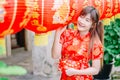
[76,30,90,41]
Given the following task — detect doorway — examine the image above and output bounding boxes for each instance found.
[11,29,25,49]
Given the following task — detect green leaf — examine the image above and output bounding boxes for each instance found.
[0,77,9,80]
[112,40,117,44]
[0,61,7,68]
[0,66,27,75]
[115,19,120,26]
[107,45,115,49]
[114,54,120,61]
[109,30,116,36]
[114,61,120,66]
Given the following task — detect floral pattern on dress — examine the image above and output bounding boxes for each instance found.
[59,29,103,80]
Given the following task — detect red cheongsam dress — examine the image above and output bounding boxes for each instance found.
[59,29,103,80]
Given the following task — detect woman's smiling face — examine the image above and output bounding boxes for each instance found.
[77,13,93,32]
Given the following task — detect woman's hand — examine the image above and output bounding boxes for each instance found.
[65,68,78,76]
[65,59,101,76]
[56,26,67,35]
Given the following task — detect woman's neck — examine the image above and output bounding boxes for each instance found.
[79,30,89,37]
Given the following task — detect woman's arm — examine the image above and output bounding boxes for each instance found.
[66,59,101,76]
[51,26,66,59]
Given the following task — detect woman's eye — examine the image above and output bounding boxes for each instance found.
[80,15,84,18]
[86,19,90,22]
[86,18,91,22]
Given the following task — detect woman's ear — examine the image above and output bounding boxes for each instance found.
[92,23,96,28]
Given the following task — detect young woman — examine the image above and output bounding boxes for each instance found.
[52,6,104,80]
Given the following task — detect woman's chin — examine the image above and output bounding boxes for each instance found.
[78,28,85,31]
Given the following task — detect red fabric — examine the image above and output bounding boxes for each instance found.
[59,29,103,80]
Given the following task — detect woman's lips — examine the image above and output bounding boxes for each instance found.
[78,22,85,27]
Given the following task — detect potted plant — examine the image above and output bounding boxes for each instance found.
[94,17,120,80]
[104,18,120,66]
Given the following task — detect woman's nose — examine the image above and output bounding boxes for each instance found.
[78,17,84,23]
[78,20,84,25]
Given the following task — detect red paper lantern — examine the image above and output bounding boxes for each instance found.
[85,0,120,19]
[25,0,120,34]
[118,0,120,13]
[0,0,27,37]
[25,0,84,33]
[112,0,119,16]
[1,0,120,36]
[90,0,113,19]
